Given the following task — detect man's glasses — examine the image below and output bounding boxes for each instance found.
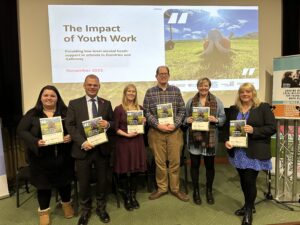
[158,73,169,76]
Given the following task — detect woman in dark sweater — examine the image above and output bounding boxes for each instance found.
[17,85,74,225]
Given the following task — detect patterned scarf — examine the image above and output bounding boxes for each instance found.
[188,92,217,149]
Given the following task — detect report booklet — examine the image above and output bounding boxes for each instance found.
[127,110,144,134]
[82,117,108,146]
[192,107,210,131]
[229,120,248,147]
[40,116,64,145]
[157,103,174,125]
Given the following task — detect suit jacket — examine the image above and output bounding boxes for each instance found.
[224,102,276,160]
[65,96,115,159]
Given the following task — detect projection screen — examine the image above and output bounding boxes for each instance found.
[18,0,281,112]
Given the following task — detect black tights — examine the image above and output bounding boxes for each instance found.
[237,168,259,209]
[37,184,72,210]
[118,172,138,192]
[190,153,215,189]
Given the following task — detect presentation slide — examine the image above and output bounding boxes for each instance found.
[48,5,258,91]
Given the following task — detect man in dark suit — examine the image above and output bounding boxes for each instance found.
[66,74,114,225]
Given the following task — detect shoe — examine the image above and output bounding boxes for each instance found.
[77,211,90,225]
[241,208,253,225]
[130,191,140,209]
[193,188,202,205]
[38,207,50,225]
[235,206,256,216]
[124,202,133,211]
[123,193,133,211]
[96,208,110,223]
[124,200,133,211]
[171,191,189,202]
[148,191,168,200]
[61,201,74,218]
[206,189,215,205]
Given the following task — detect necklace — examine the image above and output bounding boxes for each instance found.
[241,104,252,120]
[241,111,249,120]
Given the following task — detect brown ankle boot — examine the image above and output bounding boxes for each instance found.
[38,208,50,225]
[61,201,74,218]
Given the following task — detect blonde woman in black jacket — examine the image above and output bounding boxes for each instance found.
[224,83,276,225]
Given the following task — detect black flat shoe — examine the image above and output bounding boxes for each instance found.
[206,190,214,205]
[235,206,256,216]
[193,189,202,205]
[77,211,90,225]
[96,208,110,223]
[241,208,253,225]
[124,199,134,211]
[131,197,140,209]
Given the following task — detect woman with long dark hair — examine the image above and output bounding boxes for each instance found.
[17,85,74,225]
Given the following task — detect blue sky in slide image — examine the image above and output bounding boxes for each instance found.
[164,7,258,40]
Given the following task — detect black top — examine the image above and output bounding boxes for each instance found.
[224,102,276,160]
[17,108,74,189]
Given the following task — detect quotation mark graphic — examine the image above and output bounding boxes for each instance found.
[242,68,255,76]
[168,13,188,24]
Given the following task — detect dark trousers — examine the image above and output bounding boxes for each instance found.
[76,150,110,211]
[190,153,215,189]
[37,184,71,210]
[237,168,259,209]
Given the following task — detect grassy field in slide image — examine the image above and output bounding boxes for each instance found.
[165,38,258,80]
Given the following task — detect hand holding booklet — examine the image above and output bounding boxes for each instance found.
[40,116,64,145]
[192,107,210,131]
[157,103,174,125]
[82,117,108,146]
[127,110,144,134]
[229,120,248,147]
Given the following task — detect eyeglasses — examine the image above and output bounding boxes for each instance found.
[158,73,169,76]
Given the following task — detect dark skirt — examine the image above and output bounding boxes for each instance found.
[114,135,147,174]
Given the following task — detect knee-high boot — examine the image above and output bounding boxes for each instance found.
[190,164,201,205]
[123,176,133,211]
[206,166,215,205]
[130,174,140,209]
